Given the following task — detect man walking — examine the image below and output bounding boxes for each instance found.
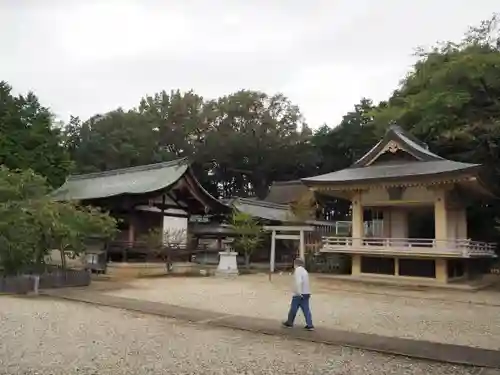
[282,258,314,331]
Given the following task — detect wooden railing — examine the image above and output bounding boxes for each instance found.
[321,236,497,257]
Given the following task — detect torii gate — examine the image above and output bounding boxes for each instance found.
[263,225,315,272]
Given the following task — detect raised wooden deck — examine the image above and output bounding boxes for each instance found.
[321,237,497,258]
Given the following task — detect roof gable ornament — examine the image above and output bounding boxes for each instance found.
[352,125,443,168]
[383,140,402,154]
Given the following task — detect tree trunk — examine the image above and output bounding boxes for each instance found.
[60,248,67,270]
[245,252,251,270]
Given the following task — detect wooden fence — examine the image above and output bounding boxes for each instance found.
[0,268,91,294]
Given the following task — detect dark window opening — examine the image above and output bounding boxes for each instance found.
[447,259,465,279]
[361,256,395,275]
[398,258,436,278]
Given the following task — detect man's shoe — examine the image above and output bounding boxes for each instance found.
[282,321,293,328]
[304,325,315,331]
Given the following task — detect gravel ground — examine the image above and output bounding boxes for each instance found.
[0,296,481,375]
[104,275,500,350]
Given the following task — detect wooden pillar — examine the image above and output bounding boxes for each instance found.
[434,188,448,249]
[161,193,166,244]
[351,191,364,248]
[128,219,135,245]
[435,258,448,283]
[124,217,135,262]
[352,254,361,276]
[456,208,467,239]
[299,230,305,261]
[270,230,276,273]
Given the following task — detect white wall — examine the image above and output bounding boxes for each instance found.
[162,213,188,244]
[382,208,408,238]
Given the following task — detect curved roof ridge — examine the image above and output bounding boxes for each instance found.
[68,158,189,181]
[389,125,429,150]
[270,179,303,186]
[234,197,291,210]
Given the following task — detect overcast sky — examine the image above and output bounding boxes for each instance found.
[1,0,498,127]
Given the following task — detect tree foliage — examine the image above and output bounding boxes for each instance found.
[65,89,317,199]
[230,210,263,268]
[0,167,117,275]
[4,13,500,250]
[0,81,71,187]
[362,13,500,241]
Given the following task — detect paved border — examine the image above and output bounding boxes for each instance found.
[40,289,500,369]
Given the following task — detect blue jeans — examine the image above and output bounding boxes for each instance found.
[286,294,313,327]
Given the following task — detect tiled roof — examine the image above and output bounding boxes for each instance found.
[302,125,480,186]
[265,180,309,204]
[302,160,480,185]
[49,159,223,210]
[228,197,299,222]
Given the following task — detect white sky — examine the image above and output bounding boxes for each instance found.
[1,0,498,127]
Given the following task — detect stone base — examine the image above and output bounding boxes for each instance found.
[216,251,239,277]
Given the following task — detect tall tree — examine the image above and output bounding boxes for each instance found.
[371,13,500,150]
[137,90,220,196]
[369,13,500,241]
[310,98,378,220]
[68,89,318,199]
[138,90,208,160]
[64,110,161,173]
[0,81,71,187]
[312,98,378,174]
[205,90,317,198]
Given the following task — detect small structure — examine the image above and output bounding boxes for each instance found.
[216,239,239,277]
[265,180,310,205]
[264,225,314,272]
[50,158,229,261]
[302,125,497,285]
[227,197,298,223]
[189,223,237,265]
[228,196,341,265]
[226,198,303,265]
[84,248,107,274]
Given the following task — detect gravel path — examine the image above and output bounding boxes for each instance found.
[104,275,500,350]
[0,296,480,375]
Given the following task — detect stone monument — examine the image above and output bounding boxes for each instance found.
[216,239,239,277]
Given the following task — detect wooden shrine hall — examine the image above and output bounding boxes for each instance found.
[302,125,497,286]
[50,158,229,260]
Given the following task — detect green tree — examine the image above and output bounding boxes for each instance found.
[312,98,377,174]
[67,89,317,199]
[230,210,263,269]
[368,13,500,241]
[310,98,378,220]
[138,90,208,159]
[64,110,161,173]
[0,81,71,187]
[370,14,500,146]
[0,167,117,274]
[137,89,220,196]
[205,90,317,198]
[48,202,117,269]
